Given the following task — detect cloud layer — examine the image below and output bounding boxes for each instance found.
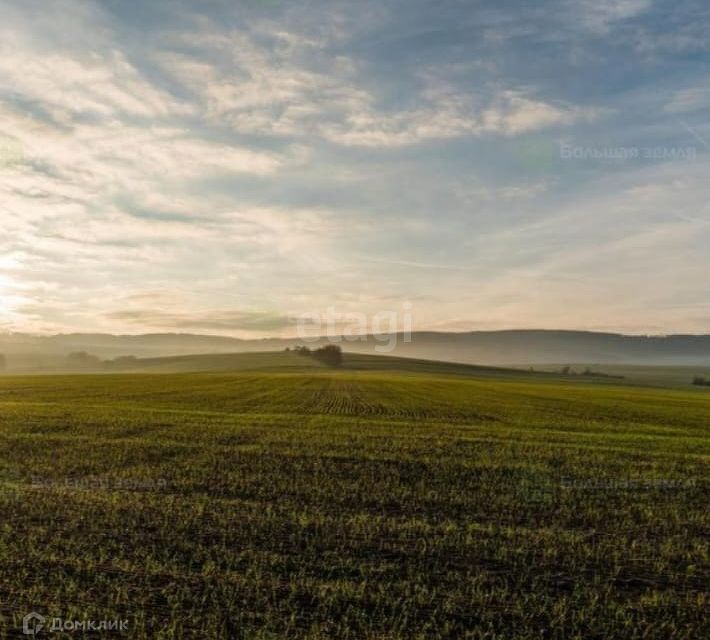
[1,0,709,335]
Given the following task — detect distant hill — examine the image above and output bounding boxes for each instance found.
[2,330,710,371]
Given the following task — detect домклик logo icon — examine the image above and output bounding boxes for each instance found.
[22,612,46,636]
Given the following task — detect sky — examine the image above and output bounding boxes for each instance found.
[0,0,709,337]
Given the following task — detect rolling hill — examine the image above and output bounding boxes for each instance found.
[3,329,710,370]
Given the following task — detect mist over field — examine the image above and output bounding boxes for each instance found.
[3,329,710,373]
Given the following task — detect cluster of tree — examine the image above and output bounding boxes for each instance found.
[291,344,343,367]
[692,376,710,387]
[580,368,624,379]
[559,365,623,379]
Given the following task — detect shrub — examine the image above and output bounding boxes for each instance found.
[312,345,343,367]
[294,344,343,366]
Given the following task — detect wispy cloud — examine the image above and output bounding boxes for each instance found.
[158,32,602,148]
[0,0,709,335]
[105,308,295,332]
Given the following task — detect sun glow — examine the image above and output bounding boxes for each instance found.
[0,275,16,316]
[0,256,23,319]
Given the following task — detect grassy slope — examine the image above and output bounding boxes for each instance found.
[529,363,710,388]
[100,350,710,390]
[101,349,542,376]
[0,367,707,638]
[103,350,582,383]
[105,350,330,373]
[9,348,710,390]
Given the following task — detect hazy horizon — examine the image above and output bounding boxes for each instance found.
[2,0,709,337]
[4,327,710,339]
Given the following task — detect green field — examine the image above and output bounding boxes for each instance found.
[527,363,710,389]
[0,353,708,638]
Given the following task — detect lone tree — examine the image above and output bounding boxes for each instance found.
[0,354,5,371]
[312,344,343,367]
[294,344,343,367]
